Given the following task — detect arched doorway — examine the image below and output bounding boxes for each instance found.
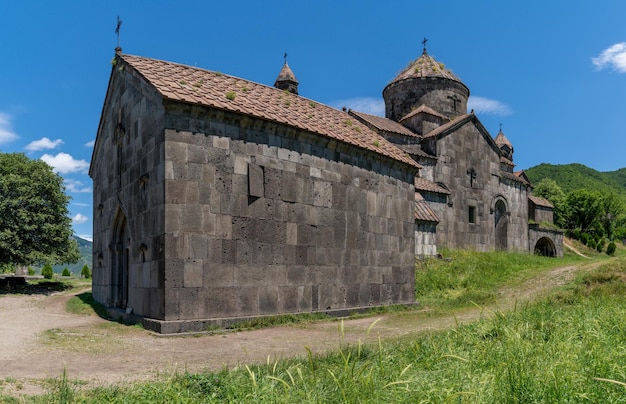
[111,211,129,309]
[534,237,556,257]
[494,199,508,250]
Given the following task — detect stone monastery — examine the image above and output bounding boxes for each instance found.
[90,44,562,333]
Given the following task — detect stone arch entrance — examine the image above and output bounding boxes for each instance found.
[111,210,129,309]
[534,236,556,257]
[494,199,508,250]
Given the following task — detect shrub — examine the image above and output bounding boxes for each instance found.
[571,229,581,240]
[41,264,54,279]
[588,239,597,250]
[80,265,91,279]
[61,268,71,277]
[27,267,35,276]
[597,238,606,253]
[607,242,617,256]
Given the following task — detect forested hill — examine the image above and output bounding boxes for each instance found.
[526,163,626,200]
[51,235,92,275]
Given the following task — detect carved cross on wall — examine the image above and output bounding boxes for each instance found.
[448,96,461,111]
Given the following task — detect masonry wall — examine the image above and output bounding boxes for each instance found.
[432,122,529,252]
[383,77,469,121]
[90,66,166,319]
[160,104,417,330]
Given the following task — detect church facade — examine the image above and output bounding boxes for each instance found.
[90,46,561,333]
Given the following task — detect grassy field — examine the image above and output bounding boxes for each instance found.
[5,244,626,403]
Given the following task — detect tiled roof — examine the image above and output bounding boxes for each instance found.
[389,50,466,87]
[118,54,419,168]
[275,62,298,84]
[529,195,554,208]
[400,104,448,122]
[399,144,437,159]
[422,113,474,139]
[415,193,440,223]
[501,171,529,185]
[415,177,450,194]
[500,156,514,166]
[415,192,439,223]
[348,110,419,138]
[494,130,513,149]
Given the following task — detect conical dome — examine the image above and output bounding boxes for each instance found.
[389,50,465,85]
[383,48,469,121]
[274,61,299,95]
[495,128,514,160]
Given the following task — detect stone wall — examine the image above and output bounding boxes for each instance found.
[157,104,417,332]
[90,65,166,320]
[383,77,469,121]
[432,121,529,252]
[529,225,563,257]
[415,222,437,257]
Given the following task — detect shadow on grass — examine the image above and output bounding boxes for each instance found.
[74,291,111,319]
[0,280,74,296]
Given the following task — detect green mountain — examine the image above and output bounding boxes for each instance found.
[526,163,626,203]
[52,235,92,275]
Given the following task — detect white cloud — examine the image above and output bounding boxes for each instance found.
[73,202,90,207]
[25,137,64,151]
[331,97,385,117]
[592,42,626,72]
[64,179,92,193]
[40,152,89,174]
[468,96,512,116]
[72,213,89,225]
[0,113,19,145]
[84,139,95,147]
[78,234,93,242]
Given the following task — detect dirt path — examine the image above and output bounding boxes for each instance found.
[0,261,600,397]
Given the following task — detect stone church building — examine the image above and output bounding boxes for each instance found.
[90,45,561,333]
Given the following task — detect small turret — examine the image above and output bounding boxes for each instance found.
[274,53,299,95]
[494,126,514,161]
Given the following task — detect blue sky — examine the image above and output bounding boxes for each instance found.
[1,1,625,240]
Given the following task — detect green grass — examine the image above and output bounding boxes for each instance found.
[415,249,584,310]
[65,292,109,318]
[9,249,626,402]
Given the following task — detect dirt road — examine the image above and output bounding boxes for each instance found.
[0,261,594,397]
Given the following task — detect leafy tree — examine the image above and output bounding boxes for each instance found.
[0,153,80,267]
[41,263,54,279]
[565,189,603,234]
[532,178,567,227]
[81,265,91,279]
[606,242,617,256]
[61,267,71,277]
[599,193,626,240]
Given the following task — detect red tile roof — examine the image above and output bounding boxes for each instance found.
[500,156,514,166]
[529,195,554,208]
[415,177,450,194]
[400,104,448,122]
[415,192,440,223]
[501,171,529,185]
[118,54,419,169]
[399,144,437,159]
[348,110,419,138]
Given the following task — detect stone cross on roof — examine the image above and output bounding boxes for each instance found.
[422,37,428,54]
[115,16,123,53]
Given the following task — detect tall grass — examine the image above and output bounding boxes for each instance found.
[415,249,584,309]
[12,253,626,403]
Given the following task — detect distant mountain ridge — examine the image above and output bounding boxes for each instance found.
[51,235,92,275]
[526,163,626,202]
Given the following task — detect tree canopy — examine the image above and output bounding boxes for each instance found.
[0,153,79,267]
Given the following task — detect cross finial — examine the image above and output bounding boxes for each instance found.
[422,37,428,54]
[115,16,123,52]
[499,122,503,132]
[284,52,288,64]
